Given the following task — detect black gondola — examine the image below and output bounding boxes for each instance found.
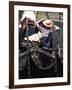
[19,20,63,79]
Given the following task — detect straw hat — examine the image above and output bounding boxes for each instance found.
[43,20,53,27]
[43,19,60,30]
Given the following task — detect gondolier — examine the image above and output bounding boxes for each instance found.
[35,19,60,52]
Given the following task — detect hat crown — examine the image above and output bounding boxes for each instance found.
[43,20,53,28]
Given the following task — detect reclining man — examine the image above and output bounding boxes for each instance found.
[19,11,61,56]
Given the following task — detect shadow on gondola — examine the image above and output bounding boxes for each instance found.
[19,42,63,79]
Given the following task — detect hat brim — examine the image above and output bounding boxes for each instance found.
[43,20,60,30]
[43,20,53,27]
[43,21,60,31]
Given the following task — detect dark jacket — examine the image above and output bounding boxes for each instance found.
[40,30,59,50]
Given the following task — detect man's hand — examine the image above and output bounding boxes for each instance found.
[35,18,45,28]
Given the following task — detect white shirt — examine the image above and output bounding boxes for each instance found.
[21,11,36,21]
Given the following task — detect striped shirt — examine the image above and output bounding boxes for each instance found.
[37,25,52,38]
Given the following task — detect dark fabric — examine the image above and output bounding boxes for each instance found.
[52,31,60,50]
[40,32,52,48]
[40,31,60,49]
[19,51,57,79]
[19,25,63,79]
[19,25,39,52]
